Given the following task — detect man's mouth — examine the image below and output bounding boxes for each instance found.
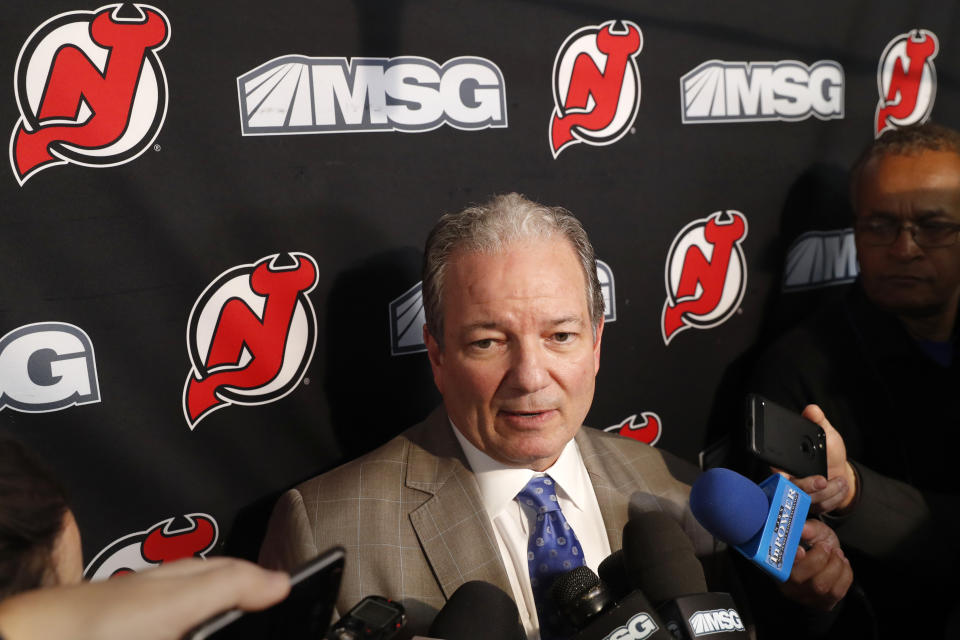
[880,274,928,284]
[500,410,549,417]
[498,409,559,423]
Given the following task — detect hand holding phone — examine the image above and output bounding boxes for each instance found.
[746,394,827,478]
[184,546,345,640]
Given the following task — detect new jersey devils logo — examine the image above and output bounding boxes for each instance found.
[661,211,748,345]
[84,514,218,581]
[549,20,642,158]
[184,253,318,430]
[875,29,938,137]
[604,412,662,446]
[10,4,170,185]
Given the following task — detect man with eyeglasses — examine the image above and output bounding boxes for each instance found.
[745,122,960,638]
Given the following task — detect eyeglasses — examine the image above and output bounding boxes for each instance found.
[855,218,960,248]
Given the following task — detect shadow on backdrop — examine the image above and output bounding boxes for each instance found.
[324,248,441,461]
[704,163,855,469]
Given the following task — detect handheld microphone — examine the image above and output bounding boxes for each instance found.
[427,581,525,640]
[549,565,673,640]
[690,467,810,582]
[597,550,630,601]
[622,511,748,639]
[622,512,706,600]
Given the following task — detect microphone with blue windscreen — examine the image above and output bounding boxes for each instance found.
[690,468,810,582]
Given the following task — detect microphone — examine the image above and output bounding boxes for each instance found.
[549,565,673,640]
[427,581,525,640]
[690,467,810,582]
[622,511,748,639]
[622,512,706,600]
[597,549,630,601]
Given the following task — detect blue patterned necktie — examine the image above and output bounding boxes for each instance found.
[517,474,585,640]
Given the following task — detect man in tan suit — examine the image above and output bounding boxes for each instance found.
[260,193,852,638]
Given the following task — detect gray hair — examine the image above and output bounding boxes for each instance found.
[850,121,960,213]
[422,192,604,348]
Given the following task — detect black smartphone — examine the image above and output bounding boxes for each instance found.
[746,393,827,478]
[183,545,345,640]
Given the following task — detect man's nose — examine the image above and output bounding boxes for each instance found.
[507,341,550,392]
[889,225,924,259]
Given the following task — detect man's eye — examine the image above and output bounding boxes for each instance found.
[472,339,494,349]
[553,332,573,343]
[866,219,897,232]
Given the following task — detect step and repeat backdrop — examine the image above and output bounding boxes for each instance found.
[1,0,957,575]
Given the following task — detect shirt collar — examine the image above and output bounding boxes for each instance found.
[450,420,590,517]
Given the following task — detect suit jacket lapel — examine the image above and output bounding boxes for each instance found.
[405,409,513,599]
[577,426,668,553]
[577,427,632,551]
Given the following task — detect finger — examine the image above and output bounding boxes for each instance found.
[794,522,844,577]
[800,404,827,427]
[790,475,828,494]
[809,495,841,515]
[790,541,831,584]
[785,476,848,515]
[112,560,290,640]
[137,557,232,579]
[806,549,853,610]
[178,559,291,611]
[799,520,838,551]
[805,478,849,513]
[831,550,854,605]
[769,465,792,480]
[812,485,849,513]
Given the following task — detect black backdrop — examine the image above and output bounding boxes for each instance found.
[1,0,956,576]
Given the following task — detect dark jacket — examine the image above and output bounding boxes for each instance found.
[747,282,960,638]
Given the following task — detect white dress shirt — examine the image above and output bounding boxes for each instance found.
[451,423,612,640]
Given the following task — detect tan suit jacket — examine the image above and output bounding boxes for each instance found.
[259,408,718,638]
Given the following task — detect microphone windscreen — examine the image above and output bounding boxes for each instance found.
[550,565,613,629]
[622,511,707,603]
[428,581,524,640]
[597,550,630,600]
[550,565,600,609]
[689,468,768,546]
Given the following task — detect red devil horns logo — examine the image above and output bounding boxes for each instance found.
[604,412,662,446]
[549,20,642,157]
[662,211,748,345]
[10,4,171,184]
[875,29,938,137]
[184,253,319,429]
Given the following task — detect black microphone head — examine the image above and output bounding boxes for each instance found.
[597,549,631,601]
[549,565,615,629]
[622,511,708,603]
[428,580,524,640]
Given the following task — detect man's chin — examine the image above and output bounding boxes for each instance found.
[870,294,945,319]
[496,433,575,470]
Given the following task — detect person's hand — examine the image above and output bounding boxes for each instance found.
[0,557,291,640]
[772,405,857,515]
[778,519,852,611]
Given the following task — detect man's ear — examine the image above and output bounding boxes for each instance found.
[423,325,444,394]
